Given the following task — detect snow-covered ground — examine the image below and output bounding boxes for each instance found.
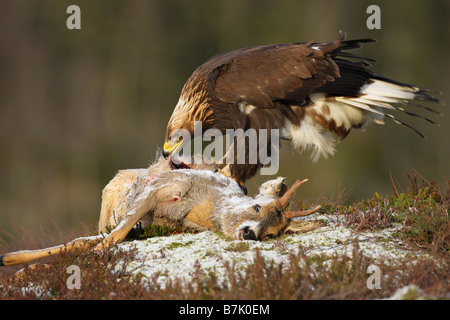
[113,214,429,291]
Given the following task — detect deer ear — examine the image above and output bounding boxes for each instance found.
[258,177,287,197]
[278,180,287,197]
[284,220,325,234]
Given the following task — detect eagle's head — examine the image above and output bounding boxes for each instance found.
[163,83,214,159]
[163,119,193,159]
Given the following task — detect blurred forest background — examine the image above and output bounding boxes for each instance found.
[0,0,448,239]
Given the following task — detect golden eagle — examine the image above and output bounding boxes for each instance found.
[162,32,441,184]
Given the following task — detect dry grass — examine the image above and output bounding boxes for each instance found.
[0,240,447,300]
[335,172,449,256]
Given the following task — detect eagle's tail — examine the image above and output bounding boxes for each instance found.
[287,32,443,162]
[335,76,443,139]
[297,75,442,161]
[332,33,443,138]
[316,33,443,139]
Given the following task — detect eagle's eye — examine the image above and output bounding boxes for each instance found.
[253,204,261,212]
[170,134,179,143]
[169,134,184,147]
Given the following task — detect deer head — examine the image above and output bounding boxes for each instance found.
[218,178,321,241]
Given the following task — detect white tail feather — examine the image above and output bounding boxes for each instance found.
[283,78,439,161]
[361,80,416,100]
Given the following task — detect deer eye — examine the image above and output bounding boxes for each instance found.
[253,204,261,212]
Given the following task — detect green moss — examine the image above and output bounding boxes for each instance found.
[203,249,218,258]
[225,242,250,252]
[124,222,183,241]
[167,241,194,250]
[400,287,423,300]
[212,231,232,241]
[317,202,346,215]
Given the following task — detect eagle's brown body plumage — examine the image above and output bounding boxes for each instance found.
[164,32,440,183]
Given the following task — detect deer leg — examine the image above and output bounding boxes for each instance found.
[0,235,103,267]
[94,196,155,251]
[0,209,151,266]
[0,205,150,266]
[285,220,326,234]
[93,216,141,251]
[98,169,147,233]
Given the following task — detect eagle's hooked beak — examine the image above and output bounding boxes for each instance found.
[162,138,184,159]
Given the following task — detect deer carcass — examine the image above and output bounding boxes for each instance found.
[0,156,322,266]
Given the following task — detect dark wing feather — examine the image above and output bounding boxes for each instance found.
[209,40,338,108]
[316,58,374,97]
[208,32,375,109]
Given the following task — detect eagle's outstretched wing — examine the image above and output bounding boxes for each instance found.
[210,32,355,108]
